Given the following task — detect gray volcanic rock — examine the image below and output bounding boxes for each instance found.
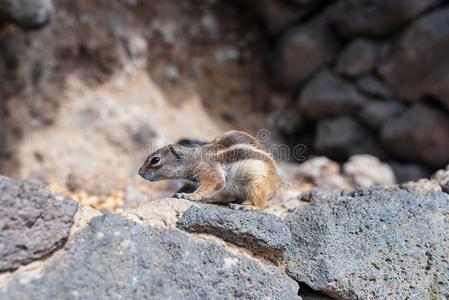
[390,162,431,183]
[284,187,449,299]
[0,121,7,157]
[246,0,308,35]
[433,165,449,193]
[298,70,368,119]
[177,205,292,263]
[330,0,440,37]
[0,176,78,272]
[336,39,378,77]
[315,116,383,160]
[0,0,53,30]
[356,75,393,99]
[270,16,340,89]
[381,103,449,168]
[380,7,449,109]
[2,214,299,300]
[359,100,405,129]
[298,187,344,203]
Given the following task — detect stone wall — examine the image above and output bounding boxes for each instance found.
[248,0,449,176]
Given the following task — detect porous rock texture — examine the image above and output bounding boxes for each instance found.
[285,186,449,299]
[177,205,292,263]
[0,176,78,272]
[2,172,449,299]
[2,214,299,300]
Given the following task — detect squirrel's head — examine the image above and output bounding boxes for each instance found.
[139,144,190,181]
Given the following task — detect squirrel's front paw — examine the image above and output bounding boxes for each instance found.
[174,193,201,201]
[228,203,255,211]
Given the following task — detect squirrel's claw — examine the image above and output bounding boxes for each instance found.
[228,203,256,211]
[173,192,187,199]
[174,193,201,201]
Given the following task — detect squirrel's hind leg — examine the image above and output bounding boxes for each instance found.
[174,166,225,201]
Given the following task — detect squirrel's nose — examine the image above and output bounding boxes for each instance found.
[138,167,146,178]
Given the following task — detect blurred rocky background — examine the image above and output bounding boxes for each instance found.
[1,0,449,207]
[2,1,449,299]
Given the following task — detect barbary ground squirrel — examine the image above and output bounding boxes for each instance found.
[138,131,282,211]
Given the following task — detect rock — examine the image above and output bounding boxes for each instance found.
[298,70,368,119]
[177,205,292,263]
[432,165,449,193]
[356,75,394,99]
[330,0,440,37]
[295,156,351,190]
[390,162,431,183]
[270,16,340,89]
[381,103,449,168]
[336,39,378,77]
[315,116,383,160]
[380,7,449,109]
[1,214,299,300]
[399,178,442,195]
[0,119,7,158]
[298,187,344,203]
[122,198,194,229]
[359,100,405,129]
[0,176,78,272]
[284,186,449,299]
[267,108,305,136]
[343,154,396,186]
[0,0,53,30]
[246,0,308,35]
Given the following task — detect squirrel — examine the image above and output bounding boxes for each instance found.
[138,131,281,211]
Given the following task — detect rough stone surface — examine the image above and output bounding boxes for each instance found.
[177,205,292,263]
[356,75,394,99]
[0,176,78,272]
[315,116,383,160]
[380,7,449,108]
[1,214,299,300]
[270,16,340,89]
[285,187,449,299]
[381,103,449,168]
[336,39,378,77]
[298,187,344,203]
[359,101,405,129]
[330,0,440,37]
[298,70,368,119]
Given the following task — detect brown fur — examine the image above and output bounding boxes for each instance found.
[138,131,281,211]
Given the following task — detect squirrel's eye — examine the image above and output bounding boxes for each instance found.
[150,157,161,165]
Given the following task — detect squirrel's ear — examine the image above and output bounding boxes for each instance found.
[169,145,181,159]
